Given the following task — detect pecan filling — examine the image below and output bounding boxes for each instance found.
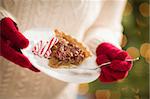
[49,38,85,67]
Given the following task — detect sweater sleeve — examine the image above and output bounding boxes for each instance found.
[83,0,127,54]
[0,7,17,22]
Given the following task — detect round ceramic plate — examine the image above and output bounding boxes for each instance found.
[21,28,100,83]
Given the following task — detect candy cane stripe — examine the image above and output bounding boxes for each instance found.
[32,37,58,58]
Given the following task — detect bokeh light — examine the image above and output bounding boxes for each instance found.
[136,18,146,27]
[140,43,150,57]
[95,90,111,99]
[145,49,150,63]
[123,2,133,16]
[126,47,140,58]
[78,83,89,95]
[139,2,150,17]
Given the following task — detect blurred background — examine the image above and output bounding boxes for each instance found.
[77,0,149,99]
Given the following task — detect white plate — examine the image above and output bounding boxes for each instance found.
[21,28,100,83]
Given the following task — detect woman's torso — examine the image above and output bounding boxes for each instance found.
[0,0,102,99]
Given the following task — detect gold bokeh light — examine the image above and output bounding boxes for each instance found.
[78,83,89,95]
[95,90,111,99]
[126,47,140,58]
[123,2,133,16]
[139,2,150,17]
[140,43,150,58]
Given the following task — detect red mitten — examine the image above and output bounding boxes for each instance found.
[0,17,40,72]
[96,42,132,83]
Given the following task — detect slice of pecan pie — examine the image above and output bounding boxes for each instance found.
[48,29,91,68]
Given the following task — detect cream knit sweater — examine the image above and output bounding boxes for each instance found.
[0,0,126,99]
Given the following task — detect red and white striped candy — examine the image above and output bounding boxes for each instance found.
[45,37,58,58]
[32,37,58,58]
[32,40,42,55]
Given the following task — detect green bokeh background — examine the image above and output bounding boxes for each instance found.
[78,0,149,99]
